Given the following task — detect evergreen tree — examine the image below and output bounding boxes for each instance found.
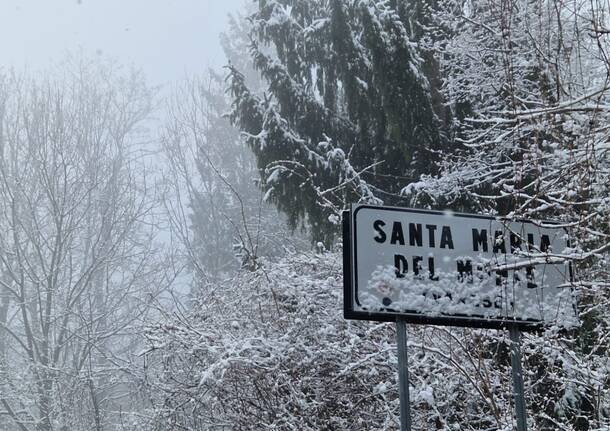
[228,0,447,243]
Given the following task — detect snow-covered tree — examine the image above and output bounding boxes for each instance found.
[228,0,448,244]
[0,59,166,431]
[403,0,610,428]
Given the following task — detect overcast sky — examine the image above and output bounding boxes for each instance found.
[0,0,246,85]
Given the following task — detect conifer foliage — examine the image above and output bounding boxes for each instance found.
[228,0,446,242]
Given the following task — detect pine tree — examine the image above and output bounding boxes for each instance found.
[228,0,447,243]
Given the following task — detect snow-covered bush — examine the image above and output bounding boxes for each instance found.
[141,249,610,430]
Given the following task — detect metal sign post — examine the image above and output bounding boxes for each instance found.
[509,325,527,431]
[396,318,412,431]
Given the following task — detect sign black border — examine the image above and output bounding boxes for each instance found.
[343,205,574,331]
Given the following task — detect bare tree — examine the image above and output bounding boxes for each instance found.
[161,70,304,290]
[0,59,166,431]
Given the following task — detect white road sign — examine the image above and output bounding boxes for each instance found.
[344,205,577,329]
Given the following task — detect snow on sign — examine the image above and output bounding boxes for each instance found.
[343,205,577,330]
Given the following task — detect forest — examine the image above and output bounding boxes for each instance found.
[0,0,609,429]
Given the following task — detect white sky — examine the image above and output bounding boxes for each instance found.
[0,0,246,86]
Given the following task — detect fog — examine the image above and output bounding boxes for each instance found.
[0,0,246,84]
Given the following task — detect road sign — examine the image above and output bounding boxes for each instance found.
[343,205,577,330]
